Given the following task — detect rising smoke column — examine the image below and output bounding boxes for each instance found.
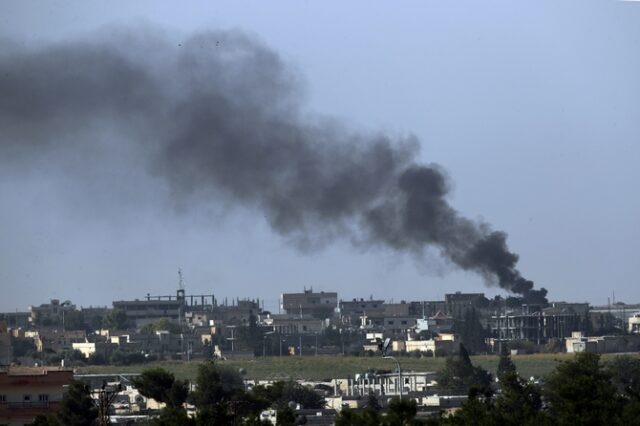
[0,29,547,303]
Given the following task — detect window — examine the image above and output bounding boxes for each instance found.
[401,320,407,325]
[23,395,31,402]
[387,320,394,325]
[38,394,49,401]
[0,394,6,402]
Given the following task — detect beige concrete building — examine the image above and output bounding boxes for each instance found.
[0,367,73,426]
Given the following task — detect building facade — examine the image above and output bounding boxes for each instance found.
[281,289,337,319]
[0,367,74,426]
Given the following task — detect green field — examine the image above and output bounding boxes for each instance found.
[75,353,640,382]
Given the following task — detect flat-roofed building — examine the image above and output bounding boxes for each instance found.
[265,314,326,335]
[281,289,337,319]
[339,299,385,324]
[28,300,76,326]
[0,367,73,426]
[383,302,410,318]
[629,313,640,334]
[0,312,30,329]
[112,299,182,329]
[445,292,486,318]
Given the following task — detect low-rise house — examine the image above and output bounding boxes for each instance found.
[629,312,640,334]
[415,311,454,334]
[263,314,326,335]
[72,341,116,359]
[565,331,640,353]
[31,329,86,353]
[404,334,458,356]
[383,316,417,335]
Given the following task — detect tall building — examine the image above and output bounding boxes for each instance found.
[28,300,76,326]
[339,298,385,325]
[444,292,486,318]
[281,289,337,319]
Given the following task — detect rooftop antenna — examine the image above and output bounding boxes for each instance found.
[178,268,185,291]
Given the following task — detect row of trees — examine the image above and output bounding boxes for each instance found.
[335,345,640,425]
[440,350,640,425]
[34,346,640,425]
[35,361,325,425]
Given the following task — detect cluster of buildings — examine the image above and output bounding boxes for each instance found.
[0,287,640,365]
[1,285,640,425]
[1,286,640,367]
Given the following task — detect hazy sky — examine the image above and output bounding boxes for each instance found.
[1,1,639,312]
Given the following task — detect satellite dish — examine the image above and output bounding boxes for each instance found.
[377,338,392,355]
[382,337,391,355]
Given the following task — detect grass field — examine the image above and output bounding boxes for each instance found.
[75,353,640,382]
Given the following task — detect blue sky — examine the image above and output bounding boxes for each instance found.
[0,1,639,311]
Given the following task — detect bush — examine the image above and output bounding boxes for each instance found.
[434,348,447,357]
[88,352,107,365]
[110,350,147,366]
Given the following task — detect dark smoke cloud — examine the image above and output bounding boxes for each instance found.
[0,28,547,303]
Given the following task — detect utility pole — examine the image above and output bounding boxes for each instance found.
[378,338,402,398]
[383,355,402,398]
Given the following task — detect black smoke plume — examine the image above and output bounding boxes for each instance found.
[0,29,547,304]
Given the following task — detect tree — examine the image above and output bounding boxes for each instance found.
[607,355,640,400]
[441,394,493,426]
[365,392,381,412]
[437,344,492,394]
[191,362,247,425]
[63,310,87,331]
[491,372,547,426]
[384,397,419,425]
[56,381,98,426]
[453,308,487,354]
[252,381,324,410]
[103,308,129,330]
[607,355,640,423]
[149,406,196,426]
[140,318,182,335]
[545,352,620,425]
[496,342,516,379]
[132,367,189,408]
[275,406,296,426]
[110,349,146,366]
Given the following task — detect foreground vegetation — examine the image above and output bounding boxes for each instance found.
[76,352,639,381]
[42,349,640,425]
